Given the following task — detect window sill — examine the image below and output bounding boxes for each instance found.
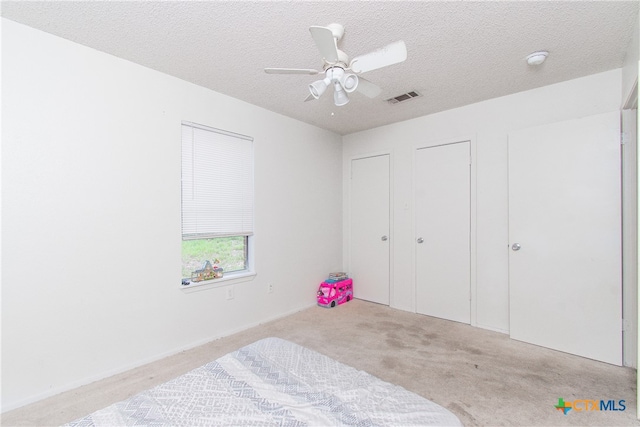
[180,271,256,293]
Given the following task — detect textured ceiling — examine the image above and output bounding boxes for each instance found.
[2,1,638,135]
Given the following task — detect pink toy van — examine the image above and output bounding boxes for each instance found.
[317,278,353,308]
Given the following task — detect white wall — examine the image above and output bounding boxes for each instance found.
[622,14,639,107]
[1,18,343,410]
[343,69,622,333]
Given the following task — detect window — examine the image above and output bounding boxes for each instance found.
[181,122,254,286]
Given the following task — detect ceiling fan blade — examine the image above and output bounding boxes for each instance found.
[355,77,382,99]
[265,68,320,75]
[349,40,407,74]
[309,26,339,63]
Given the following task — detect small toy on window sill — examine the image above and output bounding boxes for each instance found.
[317,274,353,308]
[191,259,224,282]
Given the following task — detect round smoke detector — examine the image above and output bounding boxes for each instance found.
[526,51,548,66]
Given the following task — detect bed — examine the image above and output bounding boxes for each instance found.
[65,337,462,426]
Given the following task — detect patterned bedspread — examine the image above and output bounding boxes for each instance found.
[65,337,461,426]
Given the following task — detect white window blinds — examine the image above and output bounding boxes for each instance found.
[181,122,254,240]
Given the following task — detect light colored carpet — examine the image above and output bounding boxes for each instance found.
[2,299,638,426]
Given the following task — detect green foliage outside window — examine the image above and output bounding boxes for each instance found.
[182,236,247,279]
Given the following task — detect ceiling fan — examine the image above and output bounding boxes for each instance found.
[264,23,407,106]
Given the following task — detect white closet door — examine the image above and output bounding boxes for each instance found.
[415,142,470,323]
[350,155,390,305]
[508,111,621,365]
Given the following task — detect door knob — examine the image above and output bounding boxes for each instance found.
[381,235,388,241]
[417,237,424,244]
[511,243,521,251]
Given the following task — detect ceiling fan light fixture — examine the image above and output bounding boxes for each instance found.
[341,73,359,93]
[333,82,350,106]
[309,78,330,99]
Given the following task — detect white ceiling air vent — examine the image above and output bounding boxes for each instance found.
[386,91,421,104]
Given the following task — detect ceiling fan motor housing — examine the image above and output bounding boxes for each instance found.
[330,49,350,69]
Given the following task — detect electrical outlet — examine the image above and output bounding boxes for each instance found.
[226,286,234,300]
[267,283,273,294]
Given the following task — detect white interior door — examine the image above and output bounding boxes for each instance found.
[350,155,390,305]
[415,142,470,323]
[622,106,637,368]
[509,111,622,365]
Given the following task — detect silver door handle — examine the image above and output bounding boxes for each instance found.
[381,235,388,241]
[511,243,521,251]
[417,237,424,244]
